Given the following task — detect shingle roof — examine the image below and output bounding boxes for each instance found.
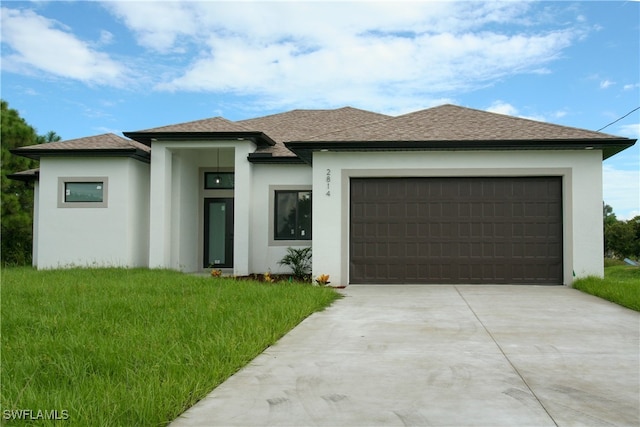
[303,104,624,142]
[135,117,252,133]
[124,117,276,147]
[239,107,390,157]
[10,105,635,167]
[15,133,149,152]
[10,133,150,161]
[6,168,39,182]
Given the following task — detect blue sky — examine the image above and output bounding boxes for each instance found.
[2,1,638,219]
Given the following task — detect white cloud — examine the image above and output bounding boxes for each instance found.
[486,101,519,116]
[100,1,584,112]
[623,83,640,90]
[486,101,546,122]
[600,79,615,89]
[0,7,129,85]
[102,2,199,52]
[98,30,114,46]
[1,2,592,113]
[617,123,640,139]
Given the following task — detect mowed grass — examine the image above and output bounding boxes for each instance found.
[574,265,640,311]
[1,268,341,426]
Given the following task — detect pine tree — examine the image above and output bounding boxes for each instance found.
[1,100,40,265]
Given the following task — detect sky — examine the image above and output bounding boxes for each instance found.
[1,0,639,219]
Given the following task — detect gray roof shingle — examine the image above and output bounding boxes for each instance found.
[135,117,252,133]
[10,105,635,166]
[14,133,150,152]
[303,104,624,142]
[6,168,39,182]
[11,133,150,161]
[239,107,390,157]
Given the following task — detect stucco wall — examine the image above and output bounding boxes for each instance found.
[36,157,149,269]
[250,163,312,275]
[148,141,254,274]
[311,149,604,287]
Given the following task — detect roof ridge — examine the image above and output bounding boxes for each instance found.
[135,116,254,133]
[418,104,622,139]
[237,106,387,123]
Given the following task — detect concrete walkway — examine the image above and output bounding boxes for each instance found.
[171,285,640,427]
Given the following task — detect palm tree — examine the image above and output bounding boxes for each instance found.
[37,130,61,144]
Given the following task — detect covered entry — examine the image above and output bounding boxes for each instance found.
[350,177,563,284]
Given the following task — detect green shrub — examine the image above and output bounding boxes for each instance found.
[278,247,312,281]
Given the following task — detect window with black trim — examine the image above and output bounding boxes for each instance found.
[204,172,234,189]
[275,190,311,240]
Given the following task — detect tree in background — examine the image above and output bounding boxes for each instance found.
[37,130,61,144]
[603,203,617,257]
[1,100,60,265]
[604,202,640,260]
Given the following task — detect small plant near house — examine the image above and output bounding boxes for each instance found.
[278,247,312,282]
[211,268,222,277]
[263,271,275,283]
[315,274,330,286]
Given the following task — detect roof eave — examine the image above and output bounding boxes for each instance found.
[10,148,151,163]
[247,153,305,164]
[285,138,637,164]
[7,170,39,182]
[123,131,276,147]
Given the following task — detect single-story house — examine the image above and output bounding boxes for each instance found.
[11,104,636,285]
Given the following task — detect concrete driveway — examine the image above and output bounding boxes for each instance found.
[171,285,639,427]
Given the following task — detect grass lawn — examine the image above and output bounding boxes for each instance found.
[1,268,341,426]
[573,264,640,312]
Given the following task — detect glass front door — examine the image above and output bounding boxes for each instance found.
[204,198,234,268]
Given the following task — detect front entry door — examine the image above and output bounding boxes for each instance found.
[204,198,234,268]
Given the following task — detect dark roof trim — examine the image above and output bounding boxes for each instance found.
[285,138,637,164]
[7,169,39,182]
[247,152,306,164]
[123,131,276,147]
[10,148,151,163]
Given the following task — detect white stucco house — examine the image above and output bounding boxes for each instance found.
[11,104,636,286]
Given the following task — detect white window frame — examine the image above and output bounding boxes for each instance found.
[57,177,109,208]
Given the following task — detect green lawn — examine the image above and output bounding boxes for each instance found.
[1,268,340,426]
[573,264,640,311]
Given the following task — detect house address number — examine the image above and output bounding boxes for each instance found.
[326,169,331,196]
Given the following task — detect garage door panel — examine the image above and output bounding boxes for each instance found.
[350,177,563,284]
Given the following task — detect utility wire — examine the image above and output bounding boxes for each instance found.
[596,106,640,132]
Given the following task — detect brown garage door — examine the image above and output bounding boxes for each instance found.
[350,177,562,284]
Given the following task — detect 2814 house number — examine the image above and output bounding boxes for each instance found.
[326,169,331,196]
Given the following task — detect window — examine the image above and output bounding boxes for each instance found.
[275,190,311,240]
[65,182,103,202]
[205,172,234,189]
[58,177,108,208]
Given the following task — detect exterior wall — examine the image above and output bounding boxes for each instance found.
[249,163,312,274]
[148,140,254,274]
[32,181,39,267]
[36,157,150,269]
[311,150,604,287]
[130,158,150,267]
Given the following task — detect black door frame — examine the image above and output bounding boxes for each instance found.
[203,198,234,268]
